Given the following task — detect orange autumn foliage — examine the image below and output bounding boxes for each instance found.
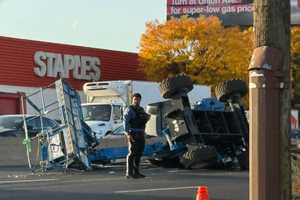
[139,17,300,109]
[291,27,300,110]
[138,16,254,86]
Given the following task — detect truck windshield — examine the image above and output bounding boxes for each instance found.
[82,104,112,122]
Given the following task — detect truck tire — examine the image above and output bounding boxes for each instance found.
[148,157,183,168]
[159,74,193,99]
[146,103,160,115]
[165,109,184,120]
[215,80,248,102]
[179,144,218,169]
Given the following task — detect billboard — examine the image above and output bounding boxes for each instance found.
[167,0,300,25]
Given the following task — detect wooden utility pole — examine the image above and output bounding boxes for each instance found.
[248,0,291,199]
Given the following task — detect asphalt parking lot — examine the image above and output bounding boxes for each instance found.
[0,162,249,200]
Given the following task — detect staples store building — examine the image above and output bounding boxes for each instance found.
[0,36,145,115]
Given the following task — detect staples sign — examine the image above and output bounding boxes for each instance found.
[33,51,101,81]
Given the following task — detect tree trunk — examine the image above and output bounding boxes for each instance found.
[250,0,291,199]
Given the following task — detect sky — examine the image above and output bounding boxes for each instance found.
[0,0,166,53]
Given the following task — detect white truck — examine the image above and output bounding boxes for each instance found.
[81,80,211,140]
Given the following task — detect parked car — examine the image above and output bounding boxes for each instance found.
[0,115,60,167]
[0,115,59,137]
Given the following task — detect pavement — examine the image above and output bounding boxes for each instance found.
[0,134,249,200]
[0,162,249,200]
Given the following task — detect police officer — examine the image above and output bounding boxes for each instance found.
[123,93,150,179]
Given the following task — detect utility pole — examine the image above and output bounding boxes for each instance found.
[248,0,291,199]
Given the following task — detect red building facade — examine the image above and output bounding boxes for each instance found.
[0,36,146,114]
[0,36,145,90]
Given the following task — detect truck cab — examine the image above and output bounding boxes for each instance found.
[82,81,131,140]
[81,103,123,139]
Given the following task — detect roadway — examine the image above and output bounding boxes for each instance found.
[0,163,248,200]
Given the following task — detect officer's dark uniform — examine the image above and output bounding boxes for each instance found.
[123,105,149,178]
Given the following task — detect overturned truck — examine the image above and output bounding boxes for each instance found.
[146,74,249,169]
[23,75,248,171]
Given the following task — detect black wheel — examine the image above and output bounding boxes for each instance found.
[146,102,160,115]
[159,74,193,99]
[148,157,183,168]
[179,144,218,169]
[215,79,248,102]
[165,109,184,119]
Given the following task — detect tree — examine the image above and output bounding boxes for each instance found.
[291,27,300,111]
[138,16,253,86]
